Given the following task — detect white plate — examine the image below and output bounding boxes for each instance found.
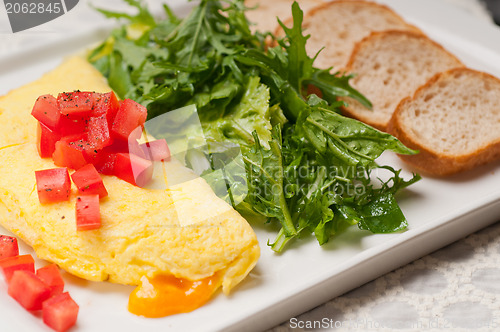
[1,0,500,331]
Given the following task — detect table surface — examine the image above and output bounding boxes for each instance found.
[269,2,500,331]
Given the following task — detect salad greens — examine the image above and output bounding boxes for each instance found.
[88,0,420,252]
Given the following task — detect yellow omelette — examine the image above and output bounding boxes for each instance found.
[0,56,260,315]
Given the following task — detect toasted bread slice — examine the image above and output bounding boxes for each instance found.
[387,68,500,176]
[244,0,325,33]
[341,30,463,131]
[276,0,421,70]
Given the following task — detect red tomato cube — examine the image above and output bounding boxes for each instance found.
[103,138,129,154]
[35,168,71,204]
[37,122,61,158]
[36,264,64,297]
[93,91,120,124]
[92,152,117,175]
[0,235,19,259]
[111,99,147,141]
[76,195,101,231]
[31,94,61,130]
[0,254,35,282]
[71,164,108,198]
[86,115,113,150]
[52,139,88,171]
[57,91,95,116]
[92,139,146,171]
[8,270,52,311]
[42,292,79,332]
[57,113,90,137]
[105,137,144,157]
[140,139,171,161]
[113,153,153,188]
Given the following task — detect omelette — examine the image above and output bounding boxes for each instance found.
[0,56,260,315]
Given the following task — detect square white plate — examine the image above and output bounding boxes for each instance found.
[1,0,500,331]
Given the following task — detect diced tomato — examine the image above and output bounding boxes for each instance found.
[90,140,130,174]
[57,91,95,116]
[113,153,153,187]
[52,139,87,170]
[57,114,90,137]
[32,92,154,189]
[92,151,117,175]
[0,235,19,259]
[86,115,113,150]
[111,99,147,141]
[36,264,64,297]
[8,270,51,311]
[0,254,35,282]
[52,135,99,170]
[97,138,145,159]
[140,139,171,161]
[71,164,108,198]
[103,138,128,154]
[42,292,79,332]
[75,195,101,231]
[35,168,71,204]
[93,91,120,124]
[31,94,61,131]
[37,122,61,158]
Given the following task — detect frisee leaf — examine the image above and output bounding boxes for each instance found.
[242,126,296,237]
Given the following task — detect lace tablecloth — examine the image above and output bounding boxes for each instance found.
[270,222,500,331]
[268,3,499,331]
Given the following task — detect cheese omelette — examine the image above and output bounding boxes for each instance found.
[0,57,260,295]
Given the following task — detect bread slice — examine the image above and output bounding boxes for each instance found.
[244,0,326,33]
[276,0,421,70]
[387,68,500,176]
[341,30,463,131]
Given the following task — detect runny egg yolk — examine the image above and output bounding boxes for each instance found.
[128,273,221,318]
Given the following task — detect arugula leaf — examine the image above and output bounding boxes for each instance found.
[299,106,417,167]
[107,51,133,99]
[276,3,313,92]
[305,70,372,109]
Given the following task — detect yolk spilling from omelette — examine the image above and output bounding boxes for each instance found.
[128,273,222,317]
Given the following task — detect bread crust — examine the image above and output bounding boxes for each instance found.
[387,68,500,176]
[274,0,422,69]
[246,0,326,34]
[302,0,422,33]
[341,30,463,131]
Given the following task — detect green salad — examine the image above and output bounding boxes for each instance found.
[88,0,420,252]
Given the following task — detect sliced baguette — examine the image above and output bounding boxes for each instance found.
[341,30,464,131]
[387,68,500,176]
[277,0,422,70]
[244,0,326,33]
